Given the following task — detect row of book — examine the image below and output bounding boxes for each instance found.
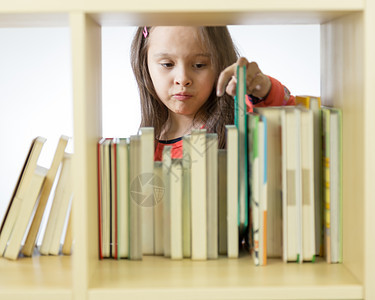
[97,95,342,265]
[249,96,342,265]
[0,135,74,260]
[98,127,240,260]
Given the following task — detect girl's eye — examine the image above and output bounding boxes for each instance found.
[161,62,173,68]
[194,63,206,69]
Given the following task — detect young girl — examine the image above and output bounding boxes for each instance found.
[131,26,295,160]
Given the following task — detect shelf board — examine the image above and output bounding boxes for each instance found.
[0,254,72,300]
[88,255,362,300]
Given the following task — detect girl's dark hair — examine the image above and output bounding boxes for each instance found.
[130,26,239,148]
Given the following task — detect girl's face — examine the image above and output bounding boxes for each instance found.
[147,27,216,118]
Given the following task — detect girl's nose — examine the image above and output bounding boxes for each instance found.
[174,67,192,87]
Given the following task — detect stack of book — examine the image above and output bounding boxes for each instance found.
[97,125,243,260]
[250,96,342,264]
[0,135,74,260]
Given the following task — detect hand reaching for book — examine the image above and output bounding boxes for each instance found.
[216,57,272,99]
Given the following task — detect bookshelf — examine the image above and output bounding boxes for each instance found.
[0,1,374,300]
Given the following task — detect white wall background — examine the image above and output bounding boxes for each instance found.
[0,25,320,241]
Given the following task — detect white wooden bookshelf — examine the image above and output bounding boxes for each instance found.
[0,1,374,300]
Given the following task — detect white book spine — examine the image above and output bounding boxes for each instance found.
[170,160,183,260]
[191,130,207,260]
[162,146,172,258]
[226,125,239,259]
[139,127,155,255]
[206,134,218,259]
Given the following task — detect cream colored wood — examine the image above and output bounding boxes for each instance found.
[84,0,363,12]
[0,13,69,27]
[90,11,360,26]
[321,12,365,284]
[0,0,374,299]
[70,12,102,300]
[0,0,79,12]
[0,255,72,300]
[87,256,362,300]
[363,1,375,300]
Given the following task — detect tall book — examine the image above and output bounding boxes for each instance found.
[48,153,73,256]
[322,107,331,263]
[284,107,303,263]
[162,146,172,258]
[254,107,283,259]
[296,95,323,255]
[61,206,73,256]
[170,159,183,260]
[129,135,142,260]
[226,125,238,258]
[139,127,155,255]
[153,161,164,256]
[322,107,343,263]
[329,108,343,263]
[97,138,111,259]
[110,139,118,259]
[298,106,316,262]
[218,149,227,256]
[40,153,73,256]
[248,114,260,265]
[0,136,46,256]
[234,65,248,234]
[3,165,47,260]
[22,135,69,257]
[190,129,207,260]
[206,133,218,259]
[116,138,129,259]
[258,116,268,266]
[182,135,192,258]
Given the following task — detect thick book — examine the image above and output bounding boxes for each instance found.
[129,135,142,260]
[322,107,343,263]
[218,149,227,256]
[0,136,46,256]
[206,133,218,259]
[162,146,172,258]
[225,125,239,258]
[153,161,164,256]
[254,107,283,259]
[40,153,73,256]
[139,127,155,255]
[284,107,303,263]
[97,138,112,259]
[170,159,183,260]
[190,129,207,260]
[298,106,316,262]
[296,96,323,255]
[329,108,343,263]
[116,138,129,259]
[3,165,47,260]
[22,135,69,257]
[61,206,73,256]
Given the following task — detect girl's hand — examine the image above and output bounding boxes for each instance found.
[216,57,271,99]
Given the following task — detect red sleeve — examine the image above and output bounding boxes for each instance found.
[254,76,295,108]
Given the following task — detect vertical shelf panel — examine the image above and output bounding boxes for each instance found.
[321,12,364,283]
[70,12,102,300]
[363,0,375,299]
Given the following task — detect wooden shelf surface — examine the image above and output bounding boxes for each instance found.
[0,255,72,300]
[88,255,362,300]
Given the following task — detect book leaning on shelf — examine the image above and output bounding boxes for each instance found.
[0,137,47,257]
[0,135,73,260]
